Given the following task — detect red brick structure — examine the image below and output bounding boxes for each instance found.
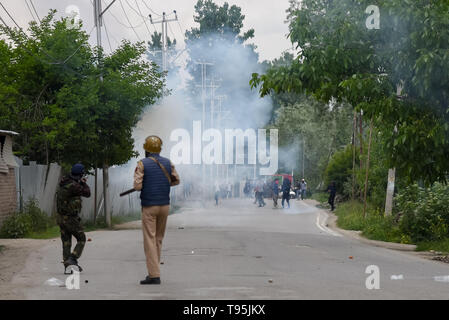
[0,130,19,227]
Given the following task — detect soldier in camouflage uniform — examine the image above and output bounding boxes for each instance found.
[56,163,91,273]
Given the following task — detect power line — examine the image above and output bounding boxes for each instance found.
[29,0,40,23]
[124,0,145,18]
[103,19,113,52]
[141,0,162,17]
[0,1,24,30]
[167,20,176,41]
[24,0,37,23]
[177,19,184,37]
[0,3,94,77]
[134,0,151,36]
[118,0,142,41]
[103,1,146,29]
[62,26,96,64]
[0,16,87,78]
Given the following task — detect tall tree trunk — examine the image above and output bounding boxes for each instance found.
[384,168,396,216]
[363,117,374,218]
[359,111,363,170]
[103,164,111,227]
[45,140,49,166]
[94,167,98,224]
[352,110,357,200]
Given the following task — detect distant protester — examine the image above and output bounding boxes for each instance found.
[327,181,337,211]
[282,178,291,209]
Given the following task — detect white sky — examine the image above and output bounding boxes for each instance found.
[1,0,293,62]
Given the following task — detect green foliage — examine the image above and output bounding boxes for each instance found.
[416,239,449,254]
[0,213,32,238]
[324,145,356,195]
[147,31,177,72]
[269,95,354,189]
[0,11,165,170]
[251,0,449,185]
[396,183,449,242]
[0,199,54,239]
[335,200,403,244]
[310,192,328,204]
[185,0,254,43]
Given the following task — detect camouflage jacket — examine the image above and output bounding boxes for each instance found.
[56,175,91,216]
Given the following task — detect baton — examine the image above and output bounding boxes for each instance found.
[120,188,136,197]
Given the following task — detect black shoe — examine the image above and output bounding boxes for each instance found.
[140,276,161,285]
[63,256,82,274]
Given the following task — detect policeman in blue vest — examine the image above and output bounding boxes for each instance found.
[134,135,180,285]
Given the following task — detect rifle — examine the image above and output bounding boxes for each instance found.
[120,188,136,197]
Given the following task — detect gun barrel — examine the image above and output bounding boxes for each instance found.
[120,188,136,197]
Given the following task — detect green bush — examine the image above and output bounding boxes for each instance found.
[324,145,358,196]
[396,183,449,242]
[335,200,404,243]
[0,199,53,239]
[0,213,32,238]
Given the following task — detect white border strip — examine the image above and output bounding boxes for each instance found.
[315,210,342,237]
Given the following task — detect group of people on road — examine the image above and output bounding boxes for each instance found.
[214,181,233,205]
[249,177,308,209]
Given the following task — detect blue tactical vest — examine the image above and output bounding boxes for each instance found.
[140,154,172,206]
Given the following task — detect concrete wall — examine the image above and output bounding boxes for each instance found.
[15,158,62,216]
[0,167,17,226]
[12,159,182,222]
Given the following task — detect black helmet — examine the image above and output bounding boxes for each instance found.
[71,163,85,176]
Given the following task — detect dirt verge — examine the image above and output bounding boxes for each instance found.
[0,238,52,299]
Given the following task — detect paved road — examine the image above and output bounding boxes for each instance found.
[11,198,449,299]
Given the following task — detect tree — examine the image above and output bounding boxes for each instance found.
[185,0,254,43]
[250,0,449,185]
[0,12,97,165]
[270,95,353,189]
[0,11,165,223]
[147,31,178,73]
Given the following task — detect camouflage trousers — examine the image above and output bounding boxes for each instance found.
[57,214,86,261]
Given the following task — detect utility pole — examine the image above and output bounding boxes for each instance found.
[209,77,220,181]
[94,0,116,227]
[195,61,213,198]
[149,11,178,72]
[215,95,228,181]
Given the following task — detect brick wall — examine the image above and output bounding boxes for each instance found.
[0,167,17,227]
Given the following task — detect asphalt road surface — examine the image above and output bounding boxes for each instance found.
[10,198,449,299]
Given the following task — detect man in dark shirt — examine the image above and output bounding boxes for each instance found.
[281,177,291,209]
[327,181,337,211]
[272,179,280,207]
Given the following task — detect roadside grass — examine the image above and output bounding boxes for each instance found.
[25,213,142,239]
[26,225,60,239]
[416,239,449,254]
[310,192,328,206]
[334,200,405,244]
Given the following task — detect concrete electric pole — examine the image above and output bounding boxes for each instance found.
[149,11,178,72]
[94,0,117,228]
